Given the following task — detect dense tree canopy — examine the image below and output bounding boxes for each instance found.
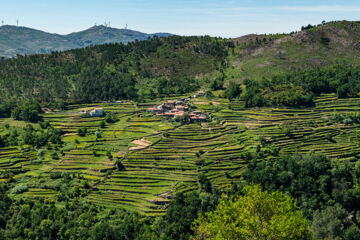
[242,65,360,107]
[0,36,230,107]
[243,153,360,239]
[192,185,312,240]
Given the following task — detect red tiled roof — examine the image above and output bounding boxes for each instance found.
[174,111,185,116]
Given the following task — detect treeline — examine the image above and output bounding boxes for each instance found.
[0,122,62,148]
[0,36,230,106]
[242,64,360,107]
[0,100,45,122]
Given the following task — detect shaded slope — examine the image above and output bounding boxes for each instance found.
[0,25,173,57]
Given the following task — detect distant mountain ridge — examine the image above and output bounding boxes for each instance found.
[0,25,173,57]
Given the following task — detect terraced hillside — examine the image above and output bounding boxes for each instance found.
[1,93,360,214]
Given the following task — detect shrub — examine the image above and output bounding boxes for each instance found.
[77,128,87,137]
[95,131,102,139]
[224,81,242,101]
[11,101,41,123]
[10,185,28,194]
[80,113,91,118]
[115,159,125,171]
[105,113,119,123]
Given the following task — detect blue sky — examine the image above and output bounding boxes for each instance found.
[1,0,360,37]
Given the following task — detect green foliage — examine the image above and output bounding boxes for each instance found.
[331,112,360,125]
[115,159,125,171]
[1,124,62,147]
[0,101,16,118]
[99,120,106,128]
[198,174,212,193]
[192,185,312,240]
[243,79,314,107]
[0,36,228,104]
[243,153,360,238]
[209,75,224,91]
[77,127,87,137]
[312,204,360,240]
[95,131,102,139]
[243,64,360,107]
[155,191,218,240]
[39,121,51,129]
[301,24,316,31]
[11,101,41,123]
[104,113,119,123]
[10,185,28,194]
[224,81,242,101]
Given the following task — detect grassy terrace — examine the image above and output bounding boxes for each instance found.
[1,93,360,214]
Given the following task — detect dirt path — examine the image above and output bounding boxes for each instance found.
[129,138,152,150]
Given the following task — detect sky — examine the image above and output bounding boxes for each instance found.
[1,0,360,37]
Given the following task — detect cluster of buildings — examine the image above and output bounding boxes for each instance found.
[147,98,208,121]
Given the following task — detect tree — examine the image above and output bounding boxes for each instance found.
[105,113,119,123]
[115,159,125,171]
[11,101,41,123]
[311,204,360,240]
[192,185,312,240]
[155,191,218,240]
[77,128,87,137]
[224,81,242,101]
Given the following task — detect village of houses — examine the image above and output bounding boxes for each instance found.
[146,91,209,122]
[80,91,209,122]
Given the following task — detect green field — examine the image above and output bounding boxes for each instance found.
[1,94,360,214]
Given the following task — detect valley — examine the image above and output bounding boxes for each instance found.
[1,92,359,215]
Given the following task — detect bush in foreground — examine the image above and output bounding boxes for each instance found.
[192,184,312,240]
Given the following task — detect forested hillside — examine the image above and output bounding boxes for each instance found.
[0,35,228,107]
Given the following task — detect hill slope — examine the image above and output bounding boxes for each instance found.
[227,21,360,80]
[0,25,78,57]
[66,25,172,46]
[0,25,172,57]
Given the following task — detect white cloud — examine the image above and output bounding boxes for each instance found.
[278,5,360,12]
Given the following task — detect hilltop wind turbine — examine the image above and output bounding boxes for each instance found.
[1,20,4,26]
[124,23,128,29]
[16,19,19,26]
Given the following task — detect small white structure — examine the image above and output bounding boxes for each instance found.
[90,108,104,117]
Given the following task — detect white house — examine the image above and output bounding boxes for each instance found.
[90,108,104,117]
